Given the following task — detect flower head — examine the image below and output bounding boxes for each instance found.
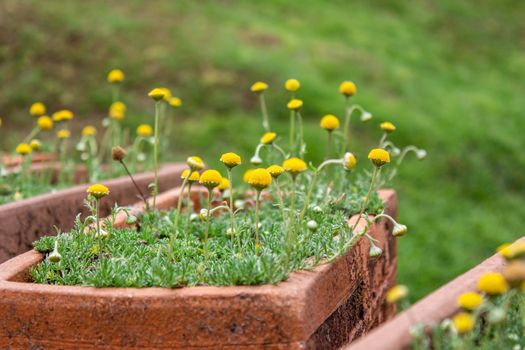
[267,165,284,178]
[82,125,97,137]
[502,261,525,288]
[181,169,200,183]
[457,292,484,311]
[260,132,277,145]
[111,146,126,161]
[250,81,268,93]
[29,102,46,117]
[199,169,223,189]
[56,129,71,139]
[109,101,126,121]
[320,114,340,131]
[247,168,272,190]
[87,184,110,199]
[380,121,396,133]
[15,143,31,156]
[287,99,303,111]
[499,242,525,261]
[37,116,53,131]
[386,285,408,304]
[339,81,357,97]
[243,169,254,184]
[29,139,41,151]
[148,88,166,101]
[107,69,125,83]
[169,97,182,108]
[343,152,357,171]
[392,223,408,237]
[453,312,474,334]
[283,157,307,176]
[187,156,205,171]
[368,148,390,168]
[52,110,73,122]
[218,177,230,191]
[285,79,300,92]
[478,272,508,295]
[220,152,242,169]
[250,154,262,165]
[136,124,153,137]
[158,87,172,101]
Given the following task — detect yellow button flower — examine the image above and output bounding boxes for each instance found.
[52,110,74,122]
[29,139,41,151]
[478,272,508,295]
[368,148,390,168]
[148,88,166,101]
[37,116,53,131]
[218,177,230,191]
[250,81,268,93]
[15,143,31,156]
[107,69,124,83]
[87,184,110,199]
[243,169,255,184]
[267,165,284,178]
[136,124,153,137]
[29,102,46,117]
[57,129,71,139]
[260,132,277,145]
[181,169,200,183]
[220,152,242,169]
[283,157,307,176]
[320,114,340,131]
[169,97,182,108]
[499,242,525,261]
[82,125,97,137]
[287,99,303,110]
[187,156,205,171]
[380,121,396,133]
[247,168,272,190]
[453,312,474,334]
[158,87,172,101]
[502,261,525,287]
[457,292,484,311]
[339,81,357,97]
[109,101,126,121]
[199,169,223,189]
[343,152,357,171]
[386,285,408,304]
[284,79,300,92]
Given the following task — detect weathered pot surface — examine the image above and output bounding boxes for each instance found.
[346,237,524,350]
[0,163,186,263]
[0,188,398,349]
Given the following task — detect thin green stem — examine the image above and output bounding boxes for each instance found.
[288,177,297,254]
[204,189,212,259]
[255,190,261,252]
[326,131,333,160]
[259,94,270,132]
[153,101,160,208]
[174,176,189,234]
[297,111,305,157]
[378,132,388,147]
[272,144,287,159]
[289,110,295,155]
[120,160,149,210]
[184,183,193,232]
[96,198,102,261]
[351,167,379,232]
[22,126,40,144]
[227,169,236,241]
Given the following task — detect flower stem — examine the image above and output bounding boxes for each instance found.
[326,131,333,160]
[289,110,295,155]
[174,176,189,234]
[288,177,297,254]
[227,169,236,242]
[22,126,40,144]
[184,182,193,232]
[204,190,212,259]
[259,94,270,132]
[120,159,149,210]
[255,190,261,252]
[351,167,379,232]
[95,198,102,261]
[297,111,305,157]
[152,101,160,209]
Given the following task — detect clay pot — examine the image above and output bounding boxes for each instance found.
[2,152,56,168]
[0,189,398,349]
[0,163,186,263]
[345,237,524,350]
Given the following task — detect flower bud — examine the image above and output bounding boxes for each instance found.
[200,209,209,221]
[190,213,199,222]
[360,112,372,123]
[250,155,262,166]
[369,243,383,257]
[487,307,506,324]
[307,220,318,231]
[234,199,245,209]
[312,206,323,213]
[416,149,427,160]
[391,147,401,156]
[393,223,408,237]
[49,241,61,263]
[112,146,126,161]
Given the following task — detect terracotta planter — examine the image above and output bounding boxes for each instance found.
[346,237,524,350]
[0,189,398,349]
[2,152,56,168]
[0,163,186,263]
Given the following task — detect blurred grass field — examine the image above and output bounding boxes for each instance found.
[1,0,525,300]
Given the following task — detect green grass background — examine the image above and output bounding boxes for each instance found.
[1,0,524,301]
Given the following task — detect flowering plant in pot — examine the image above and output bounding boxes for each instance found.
[0,78,424,349]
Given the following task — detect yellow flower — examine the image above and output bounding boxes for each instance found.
[87,184,110,199]
[220,152,242,169]
[109,101,126,121]
[247,168,272,190]
[37,116,53,131]
[29,102,46,117]
[457,292,484,311]
[82,126,97,137]
[158,87,172,101]
[478,272,508,295]
[148,88,166,101]
[250,81,268,93]
[56,129,71,139]
[187,156,205,171]
[199,169,223,189]
[499,242,525,261]
[29,139,41,151]
[343,152,357,171]
[386,285,408,304]
[181,169,200,183]
[218,177,230,191]
[107,69,124,83]
[243,169,255,184]
[339,81,357,97]
[380,121,396,133]
[260,132,277,145]
[320,114,340,131]
[267,165,284,178]
[136,124,153,137]
[453,312,474,334]
[283,157,307,176]
[169,97,182,108]
[502,261,525,288]
[285,79,300,92]
[15,143,31,156]
[287,99,303,110]
[52,109,74,122]
[368,148,390,168]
